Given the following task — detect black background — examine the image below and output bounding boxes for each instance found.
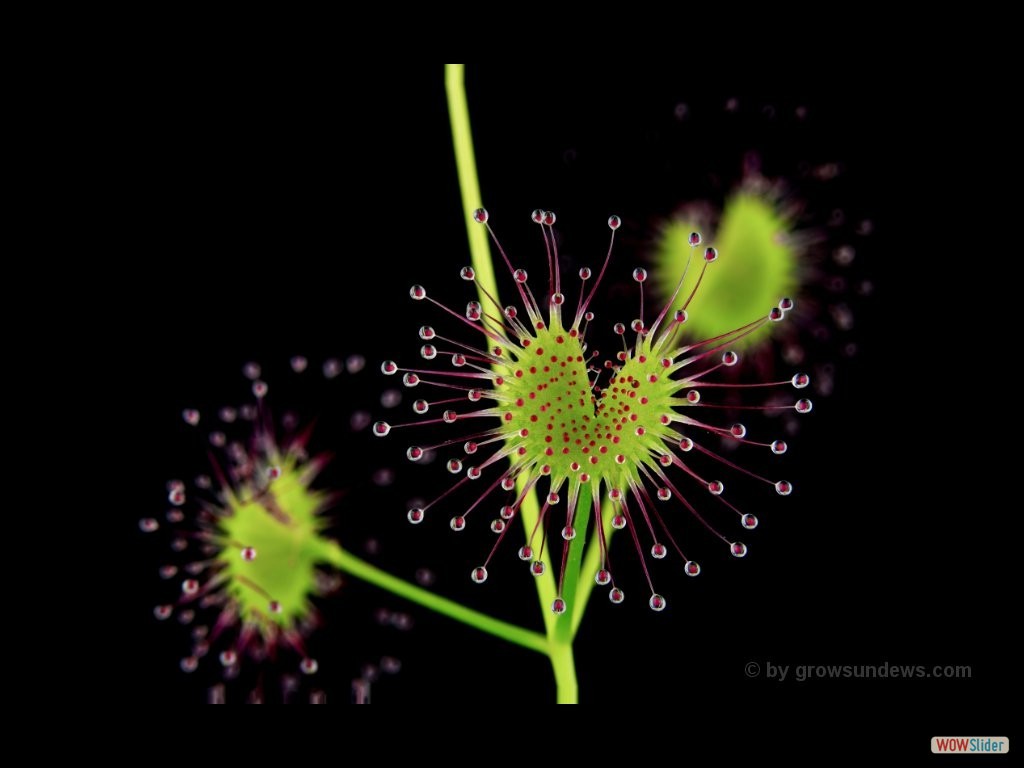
[112,63,1009,750]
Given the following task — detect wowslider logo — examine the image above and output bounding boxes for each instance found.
[931,737,1009,754]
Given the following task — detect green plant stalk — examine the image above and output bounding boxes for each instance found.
[554,483,592,645]
[320,541,549,655]
[571,498,615,639]
[446,63,581,702]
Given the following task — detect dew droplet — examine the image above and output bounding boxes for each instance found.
[473,208,489,223]
[323,359,343,379]
[561,525,576,540]
[460,266,475,281]
[608,215,621,230]
[442,409,457,423]
[519,546,533,561]
[402,373,420,388]
[775,480,793,496]
[611,514,626,530]
[595,569,612,586]
[685,560,701,577]
[708,480,724,495]
[467,466,482,480]
[180,656,199,673]
[656,487,672,502]
[649,594,667,612]
[182,579,199,595]
[406,446,424,462]
[551,597,566,614]
[139,518,159,533]
[372,421,391,437]
[407,507,424,524]
[792,373,810,389]
[182,409,200,426]
[741,514,759,529]
[465,301,482,321]
[531,209,545,223]
[301,658,319,675]
[420,344,437,360]
[730,424,747,438]
[679,437,694,452]
[444,458,462,474]
[154,605,173,620]
[409,285,427,300]
[704,246,718,262]
[686,390,700,404]
[289,355,308,373]
[613,322,626,335]
[769,307,784,322]
[609,588,625,604]
[514,268,528,283]
[795,398,813,413]
[651,543,667,559]
[252,380,268,398]
[381,360,398,375]
[730,542,748,558]
[779,297,794,311]
[633,267,648,283]
[219,650,237,667]
[722,350,739,366]
[532,560,546,576]
[490,519,505,534]
[449,516,466,532]
[771,440,788,455]
[269,600,282,614]
[688,232,702,246]
[470,566,488,584]
[579,267,592,280]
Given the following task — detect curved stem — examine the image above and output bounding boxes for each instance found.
[446,63,578,703]
[572,498,615,639]
[320,541,549,656]
[445,63,559,636]
[554,483,592,645]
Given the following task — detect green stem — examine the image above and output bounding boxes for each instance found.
[554,483,592,645]
[445,62,559,635]
[549,641,578,704]
[571,498,615,639]
[320,541,549,656]
[445,63,578,703]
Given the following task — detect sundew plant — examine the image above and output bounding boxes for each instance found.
[147,66,819,705]
[370,66,813,703]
